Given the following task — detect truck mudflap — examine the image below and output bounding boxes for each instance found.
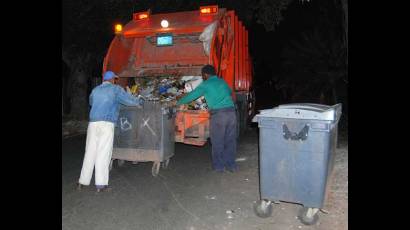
[175,109,210,146]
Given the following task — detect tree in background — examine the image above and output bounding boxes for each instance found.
[281,28,347,104]
[62,0,136,119]
[276,0,347,105]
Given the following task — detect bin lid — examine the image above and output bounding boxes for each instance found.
[253,103,342,121]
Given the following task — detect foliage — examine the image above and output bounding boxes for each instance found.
[253,0,294,31]
[275,0,347,104]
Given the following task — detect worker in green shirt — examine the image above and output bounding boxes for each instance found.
[177,65,238,173]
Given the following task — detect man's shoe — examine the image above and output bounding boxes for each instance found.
[96,186,112,193]
[76,183,86,191]
[226,167,238,173]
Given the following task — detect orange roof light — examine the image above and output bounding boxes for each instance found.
[114,24,122,34]
[138,13,148,19]
[200,5,218,15]
[133,10,151,21]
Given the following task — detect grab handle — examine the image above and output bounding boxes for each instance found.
[282,124,309,141]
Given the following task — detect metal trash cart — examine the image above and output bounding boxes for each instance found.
[252,103,342,225]
[110,102,176,176]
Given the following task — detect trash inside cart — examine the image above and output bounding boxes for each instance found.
[120,74,211,146]
[252,103,342,225]
[111,101,176,177]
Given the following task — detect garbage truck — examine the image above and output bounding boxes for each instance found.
[103,5,254,146]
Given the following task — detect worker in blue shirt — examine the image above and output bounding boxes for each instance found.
[177,65,238,172]
[77,71,144,192]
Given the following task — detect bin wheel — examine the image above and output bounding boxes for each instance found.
[298,207,319,225]
[161,159,170,169]
[109,159,113,171]
[117,160,125,167]
[253,199,273,218]
[152,162,160,177]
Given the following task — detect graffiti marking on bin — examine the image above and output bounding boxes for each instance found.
[142,117,157,136]
[120,117,132,131]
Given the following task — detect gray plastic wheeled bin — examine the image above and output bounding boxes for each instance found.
[252,103,342,225]
[111,101,176,176]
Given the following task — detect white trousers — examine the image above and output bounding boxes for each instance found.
[79,121,114,186]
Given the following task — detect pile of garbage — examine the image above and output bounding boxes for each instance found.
[126,75,208,110]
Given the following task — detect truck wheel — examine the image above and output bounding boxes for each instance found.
[152,162,160,177]
[117,160,125,167]
[161,159,170,169]
[298,207,319,225]
[253,199,273,218]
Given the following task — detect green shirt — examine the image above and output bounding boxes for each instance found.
[177,75,235,110]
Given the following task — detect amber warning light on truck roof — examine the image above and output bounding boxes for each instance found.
[200,5,218,15]
[133,10,151,21]
[114,24,122,34]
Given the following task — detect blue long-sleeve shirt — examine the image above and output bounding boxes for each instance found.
[89,82,142,123]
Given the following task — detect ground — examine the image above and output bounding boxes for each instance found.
[62,118,88,138]
[62,128,347,230]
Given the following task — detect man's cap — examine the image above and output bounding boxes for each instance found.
[103,71,118,81]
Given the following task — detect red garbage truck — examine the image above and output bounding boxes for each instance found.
[103,5,254,146]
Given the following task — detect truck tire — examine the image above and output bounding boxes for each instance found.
[152,162,160,177]
[117,159,125,167]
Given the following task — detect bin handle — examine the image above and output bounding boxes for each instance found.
[283,124,309,141]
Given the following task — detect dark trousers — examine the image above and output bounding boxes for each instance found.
[210,107,237,171]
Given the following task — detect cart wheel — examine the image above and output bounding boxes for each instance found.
[253,199,273,218]
[298,207,319,225]
[109,159,113,171]
[161,159,170,169]
[117,160,125,167]
[152,162,160,177]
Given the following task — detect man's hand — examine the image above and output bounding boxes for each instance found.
[176,94,185,100]
[178,104,188,110]
[137,95,145,106]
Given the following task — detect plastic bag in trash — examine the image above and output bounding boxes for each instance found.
[199,103,208,110]
[130,85,139,95]
[140,86,154,97]
[195,96,205,104]
[184,77,203,92]
[159,85,171,94]
[167,87,178,95]
[181,76,195,82]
